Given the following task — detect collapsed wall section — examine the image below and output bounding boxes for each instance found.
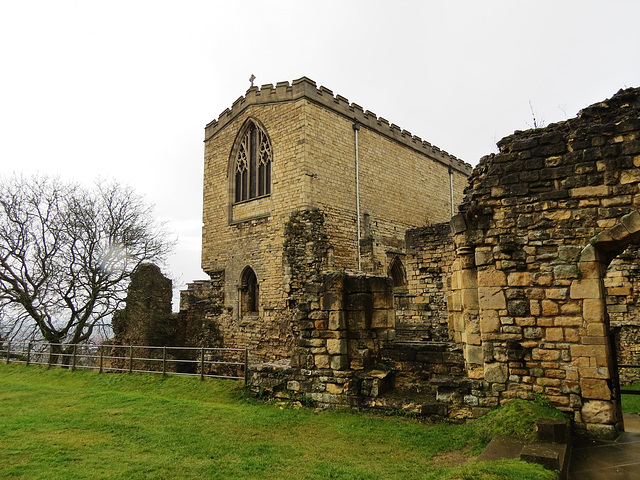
[395,223,455,342]
[448,86,640,438]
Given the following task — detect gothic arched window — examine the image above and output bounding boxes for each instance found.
[389,256,407,288]
[240,267,259,314]
[234,121,271,203]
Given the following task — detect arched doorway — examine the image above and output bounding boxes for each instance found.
[580,210,640,434]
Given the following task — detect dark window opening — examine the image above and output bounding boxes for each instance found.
[241,267,259,314]
[389,256,407,288]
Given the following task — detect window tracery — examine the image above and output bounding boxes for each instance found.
[234,122,271,203]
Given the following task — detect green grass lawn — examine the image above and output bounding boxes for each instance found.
[0,364,560,480]
[622,382,640,413]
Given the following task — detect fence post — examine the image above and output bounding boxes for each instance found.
[129,345,133,373]
[162,346,167,375]
[26,342,32,366]
[71,344,77,371]
[99,345,104,373]
[244,348,249,386]
[200,346,205,381]
[48,344,53,368]
[6,341,10,364]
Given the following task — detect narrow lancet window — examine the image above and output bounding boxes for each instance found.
[241,267,259,314]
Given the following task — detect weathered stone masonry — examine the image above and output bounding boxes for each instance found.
[116,81,640,440]
[449,86,640,438]
[186,77,470,364]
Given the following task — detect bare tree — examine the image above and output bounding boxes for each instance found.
[0,175,175,353]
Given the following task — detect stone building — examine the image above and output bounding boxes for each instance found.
[181,77,471,362]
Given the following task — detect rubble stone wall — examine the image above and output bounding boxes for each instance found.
[448,86,640,438]
[395,223,455,342]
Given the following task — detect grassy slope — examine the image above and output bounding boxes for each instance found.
[0,364,558,480]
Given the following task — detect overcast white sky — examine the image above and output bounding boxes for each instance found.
[2,1,639,309]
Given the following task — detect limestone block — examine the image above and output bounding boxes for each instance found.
[545,328,564,342]
[315,354,330,369]
[478,287,506,310]
[347,311,366,330]
[579,367,610,379]
[508,299,529,316]
[533,273,553,286]
[609,223,630,241]
[581,400,615,423]
[326,338,347,355]
[466,333,481,345]
[558,245,582,262]
[330,355,348,371]
[373,291,393,309]
[371,310,395,329]
[461,288,479,309]
[570,344,607,359]
[607,286,632,296]
[532,348,560,361]
[478,269,507,287]
[530,300,541,316]
[523,327,542,339]
[507,272,530,286]
[458,269,478,289]
[583,298,605,322]
[465,345,484,365]
[287,380,301,391]
[590,230,614,245]
[579,244,598,262]
[328,310,346,330]
[467,364,485,379]
[322,292,344,310]
[484,362,508,383]
[545,288,568,300]
[475,248,493,266]
[326,383,344,395]
[554,316,582,327]
[570,185,609,198]
[480,311,500,333]
[570,279,602,299]
[541,300,559,316]
[580,378,611,400]
[586,323,606,336]
[447,292,461,312]
[554,264,579,280]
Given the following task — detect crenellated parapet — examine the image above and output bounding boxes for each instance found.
[205,76,471,175]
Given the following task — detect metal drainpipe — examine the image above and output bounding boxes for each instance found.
[353,119,362,271]
[449,166,455,217]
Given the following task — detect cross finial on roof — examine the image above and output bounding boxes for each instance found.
[249,74,256,87]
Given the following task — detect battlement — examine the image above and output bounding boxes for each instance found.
[205,77,471,175]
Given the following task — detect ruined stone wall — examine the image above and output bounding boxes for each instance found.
[395,223,455,342]
[112,263,174,347]
[110,264,175,370]
[249,270,471,418]
[449,86,640,438]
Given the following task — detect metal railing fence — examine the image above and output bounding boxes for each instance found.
[0,341,248,383]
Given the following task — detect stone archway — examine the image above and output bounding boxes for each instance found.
[446,87,640,439]
[574,211,640,434]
